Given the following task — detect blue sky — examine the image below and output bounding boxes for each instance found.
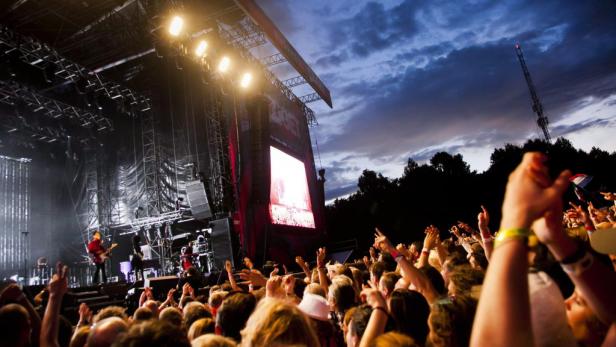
[256,0,616,201]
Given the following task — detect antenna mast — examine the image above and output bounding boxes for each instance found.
[515,43,551,142]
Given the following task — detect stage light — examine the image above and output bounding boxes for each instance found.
[218,56,231,73]
[168,16,184,36]
[240,72,253,89]
[195,40,208,57]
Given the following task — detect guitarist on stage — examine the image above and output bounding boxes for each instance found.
[88,230,108,284]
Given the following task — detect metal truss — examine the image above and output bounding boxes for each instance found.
[79,150,100,251]
[299,92,321,104]
[223,17,267,50]
[128,210,183,232]
[0,80,113,132]
[205,88,231,212]
[217,22,318,126]
[141,108,161,217]
[260,53,287,67]
[282,76,307,88]
[0,25,151,111]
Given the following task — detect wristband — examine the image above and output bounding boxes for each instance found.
[559,245,586,265]
[389,250,400,259]
[372,306,389,316]
[584,224,595,232]
[421,248,429,254]
[494,228,530,248]
[561,251,593,276]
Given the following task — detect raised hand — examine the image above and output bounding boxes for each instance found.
[269,266,279,278]
[500,152,571,230]
[600,192,616,201]
[316,247,327,268]
[283,274,296,295]
[49,262,69,298]
[568,202,591,226]
[477,205,491,235]
[225,260,233,274]
[145,287,154,300]
[295,256,307,269]
[396,243,411,258]
[167,288,176,301]
[362,255,372,269]
[423,226,439,250]
[78,303,92,325]
[360,287,387,310]
[373,228,394,254]
[239,269,267,287]
[265,275,285,299]
[449,225,462,238]
[182,282,193,296]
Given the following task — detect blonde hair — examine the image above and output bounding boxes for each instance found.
[187,318,215,341]
[240,298,319,347]
[373,331,419,347]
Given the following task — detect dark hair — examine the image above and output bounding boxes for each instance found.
[381,253,397,271]
[389,289,430,345]
[0,304,30,347]
[369,261,387,281]
[293,278,307,299]
[419,265,446,295]
[113,319,190,347]
[132,235,141,245]
[470,249,488,270]
[216,292,256,341]
[429,296,477,347]
[449,265,484,295]
[349,304,373,340]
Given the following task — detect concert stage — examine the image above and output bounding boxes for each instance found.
[0,0,332,286]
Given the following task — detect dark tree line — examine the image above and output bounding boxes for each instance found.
[325,138,616,251]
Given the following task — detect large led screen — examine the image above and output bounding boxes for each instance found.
[269,146,315,228]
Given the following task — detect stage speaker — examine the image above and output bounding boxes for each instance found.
[186,180,212,219]
[210,218,234,271]
[144,276,178,299]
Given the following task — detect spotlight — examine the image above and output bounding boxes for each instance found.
[240,72,253,89]
[218,56,231,73]
[169,16,184,37]
[195,40,208,57]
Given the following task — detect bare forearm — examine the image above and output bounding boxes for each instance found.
[471,240,532,347]
[317,267,329,296]
[359,310,388,347]
[396,257,436,303]
[41,296,62,347]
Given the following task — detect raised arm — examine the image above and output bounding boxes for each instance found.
[374,228,438,303]
[418,226,439,268]
[477,205,494,260]
[225,260,241,292]
[471,152,571,347]
[295,256,312,283]
[41,262,69,347]
[358,288,388,347]
[316,247,329,296]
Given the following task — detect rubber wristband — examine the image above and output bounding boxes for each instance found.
[561,251,593,276]
[373,306,389,316]
[390,250,400,259]
[494,228,530,248]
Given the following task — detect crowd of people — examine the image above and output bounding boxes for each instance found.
[1,152,616,347]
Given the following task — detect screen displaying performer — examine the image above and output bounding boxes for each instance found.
[269,146,315,228]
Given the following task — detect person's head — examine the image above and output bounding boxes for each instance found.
[113,319,189,347]
[69,326,90,347]
[93,305,128,323]
[132,235,141,245]
[293,278,307,299]
[192,334,236,347]
[240,298,319,347]
[144,300,160,317]
[419,265,446,296]
[216,291,256,341]
[389,289,430,345]
[183,302,211,330]
[327,275,356,314]
[565,290,609,345]
[93,231,101,240]
[410,241,422,258]
[186,266,199,277]
[327,263,347,279]
[369,261,387,284]
[441,253,467,287]
[87,317,129,347]
[378,271,401,299]
[159,307,183,328]
[0,303,31,347]
[448,265,484,297]
[208,291,227,310]
[428,296,477,347]
[305,283,326,298]
[373,331,419,347]
[467,248,488,271]
[350,267,364,292]
[187,317,215,341]
[346,304,372,347]
[133,307,154,323]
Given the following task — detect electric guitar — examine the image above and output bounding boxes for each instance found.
[90,243,118,264]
